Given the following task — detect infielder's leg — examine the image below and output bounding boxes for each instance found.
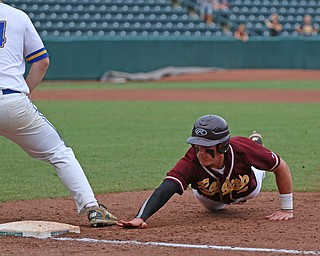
[0,94,97,213]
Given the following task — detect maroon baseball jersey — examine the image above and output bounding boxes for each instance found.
[165,136,280,204]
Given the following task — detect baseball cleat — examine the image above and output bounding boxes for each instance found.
[249,130,263,145]
[87,204,118,227]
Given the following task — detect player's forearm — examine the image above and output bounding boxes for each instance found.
[135,192,169,221]
[135,180,180,221]
[26,57,50,92]
[274,159,293,194]
[273,159,293,211]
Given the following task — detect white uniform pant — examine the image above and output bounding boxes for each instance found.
[0,93,97,213]
[193,167,266,211]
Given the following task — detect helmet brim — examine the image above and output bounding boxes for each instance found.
[186,137,220,147]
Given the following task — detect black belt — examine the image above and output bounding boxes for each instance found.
[2,89,21,95]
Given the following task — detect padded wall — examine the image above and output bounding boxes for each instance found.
[43,37,320,80]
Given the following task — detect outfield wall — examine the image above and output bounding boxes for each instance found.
[43,36,320,80]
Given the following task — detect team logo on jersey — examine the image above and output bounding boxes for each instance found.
[221,175,249,196]
[197,178,220,196]
[197,175,250,200]
[195,128,207,136]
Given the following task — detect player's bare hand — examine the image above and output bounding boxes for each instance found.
[265,210,293,221]
[117,218,148,229]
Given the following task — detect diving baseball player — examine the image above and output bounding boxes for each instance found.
[118,114,293,228]
[0,2,117,227]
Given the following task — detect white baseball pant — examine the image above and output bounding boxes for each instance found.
[0,92,97,213]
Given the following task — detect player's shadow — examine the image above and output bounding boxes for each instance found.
[202,203,264,220]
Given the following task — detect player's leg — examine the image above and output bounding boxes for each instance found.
[1,95,117,225]
[206,2,214,24]
[192,189,226,211]
[1,95,97,211]
[200,3,207,22]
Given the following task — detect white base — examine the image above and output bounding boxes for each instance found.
[0,220,80,238]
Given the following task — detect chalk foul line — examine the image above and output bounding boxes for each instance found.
[53,237,320,255]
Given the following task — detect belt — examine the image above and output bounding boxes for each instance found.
[1,89,21,95]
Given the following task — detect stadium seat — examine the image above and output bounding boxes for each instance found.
[5,0,320,38]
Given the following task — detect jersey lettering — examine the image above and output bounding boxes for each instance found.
[0,21,7,48]
[197,174,250,198]
[221,175,250,196]
[197,178,220,196]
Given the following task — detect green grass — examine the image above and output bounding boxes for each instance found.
[39,80,320,90]
[0,82,319,203]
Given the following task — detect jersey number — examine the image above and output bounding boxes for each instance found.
[0,21,7,48]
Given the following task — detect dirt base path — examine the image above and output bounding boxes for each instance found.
[32,69,320,103]
[0,191,319,256]
[32,88,320,102]
[161,69,320,82]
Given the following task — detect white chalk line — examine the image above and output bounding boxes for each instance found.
[53,237,320,255]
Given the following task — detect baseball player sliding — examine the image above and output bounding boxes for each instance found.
[118,114,293,229]
[0,2,117,227]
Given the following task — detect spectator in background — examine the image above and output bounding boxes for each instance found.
[234,23,249,42]
[199,0,219,24]
[171,0,180,8]
[295,14,319,36]
[187,0,198,17]
[265,13,282,36]
[219,0,230,9]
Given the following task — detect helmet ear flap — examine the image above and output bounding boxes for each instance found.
[217,141,230,154]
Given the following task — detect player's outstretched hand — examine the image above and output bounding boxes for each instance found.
[265,210,293,221]
[117,218,148,229]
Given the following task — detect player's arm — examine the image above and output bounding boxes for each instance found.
[26,57,50,93]
[266,158,294,220]
[118,179,181,229]
[264,19,271,28]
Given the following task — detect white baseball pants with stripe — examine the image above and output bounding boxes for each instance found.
[0,93,97,213]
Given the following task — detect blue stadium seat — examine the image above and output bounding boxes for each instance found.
[6,0,320,37]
